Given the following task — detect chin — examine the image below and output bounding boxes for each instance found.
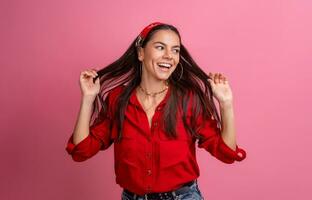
[155,73,172,81]
[155,77,169,82]
[154,71,175,81]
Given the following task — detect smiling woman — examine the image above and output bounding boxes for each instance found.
[65,22,247,200]
[137,31,181,82]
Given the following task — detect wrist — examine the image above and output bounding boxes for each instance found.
[81,95,96,105]
[219,100,234,110]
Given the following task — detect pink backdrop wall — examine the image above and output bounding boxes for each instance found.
[1,0,311,199]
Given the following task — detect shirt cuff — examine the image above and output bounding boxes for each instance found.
[219,137,247,161]
[65,133,91,155]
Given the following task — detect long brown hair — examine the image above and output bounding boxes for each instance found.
[91,23,221,142]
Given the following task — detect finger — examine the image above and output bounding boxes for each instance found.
[80,70,90,77]
[221,74,228,84]
[222,76,227,84]
[81,71,96,80]
[90,68,99,77]
[86,69,98,78]
[93,73,100,82]
[95,76,100,84]
[81,70,94,77]
[208,78,214,86]
[214,73,219,84]
[214,73,218,83]
[84,70,97,78]
[208,73,214,81]
[219,73,226,84]
[94,71,99,79]
[217,73,223,84]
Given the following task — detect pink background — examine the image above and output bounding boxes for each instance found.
[1,0,311,199]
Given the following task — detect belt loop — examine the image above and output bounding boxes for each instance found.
[172,191,176,197]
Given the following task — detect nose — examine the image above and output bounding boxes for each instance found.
[163,49,173,59]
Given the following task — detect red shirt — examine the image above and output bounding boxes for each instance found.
[65,85,246,195]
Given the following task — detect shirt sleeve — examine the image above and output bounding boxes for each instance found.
[196,115,247,164]
[65,96,113,162]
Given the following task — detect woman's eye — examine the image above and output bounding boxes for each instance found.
[155,46,179,53]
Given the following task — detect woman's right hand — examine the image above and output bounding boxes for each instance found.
[79,69,100,100]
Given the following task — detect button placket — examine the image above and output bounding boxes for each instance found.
[145,135,153,190]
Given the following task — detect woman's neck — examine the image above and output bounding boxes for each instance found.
[139,76,168,93]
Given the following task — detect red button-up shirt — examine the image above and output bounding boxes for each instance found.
[66,85,246,195]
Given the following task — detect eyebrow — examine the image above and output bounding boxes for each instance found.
[153,41,180,48]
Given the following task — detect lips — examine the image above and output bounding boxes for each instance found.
[157,62,172,69]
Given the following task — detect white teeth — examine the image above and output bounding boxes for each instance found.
[158,63,172,68]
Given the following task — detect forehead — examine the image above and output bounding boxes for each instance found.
[148,29,180,46]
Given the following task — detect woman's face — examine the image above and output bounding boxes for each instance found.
[138,29,181,81]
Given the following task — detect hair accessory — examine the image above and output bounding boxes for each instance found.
[135,22,165,47]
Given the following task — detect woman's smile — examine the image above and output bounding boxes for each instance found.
[138,29,180,81]
[156,62,174,72]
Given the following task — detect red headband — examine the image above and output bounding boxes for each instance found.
[135,22,165,47]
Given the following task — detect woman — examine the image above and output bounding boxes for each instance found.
[66,22,246,200]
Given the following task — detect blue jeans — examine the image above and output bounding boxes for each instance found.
[121,181,204,200]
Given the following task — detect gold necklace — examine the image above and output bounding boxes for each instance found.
[138,83,168,97]
[137,83,169,111]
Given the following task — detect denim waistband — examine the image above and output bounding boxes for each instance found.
[123,180,197,200]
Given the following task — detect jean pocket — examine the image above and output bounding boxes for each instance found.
[177,189,203,200]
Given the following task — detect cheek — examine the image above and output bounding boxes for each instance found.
[146,49,162,58]
[174,54,180,62]
[175,59,180,65]
[171,65,178,72]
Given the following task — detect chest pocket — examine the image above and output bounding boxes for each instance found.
[158,118,193,169]
[111,120,139,166]
[110,118,138,140]
[158,117,193,141]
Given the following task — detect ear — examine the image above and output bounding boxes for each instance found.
[137,47,144,61]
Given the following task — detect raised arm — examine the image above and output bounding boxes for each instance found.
[65,69,113,162]
[73,69,99,145]
[197,72,246,164]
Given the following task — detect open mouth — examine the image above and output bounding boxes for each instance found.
[157,62,172,69]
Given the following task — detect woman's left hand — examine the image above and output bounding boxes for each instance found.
[208,72,233,104]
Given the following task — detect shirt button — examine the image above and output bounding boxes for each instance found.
[153,122,158,127]
[147,169,152,176]
[146,152,152,159]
